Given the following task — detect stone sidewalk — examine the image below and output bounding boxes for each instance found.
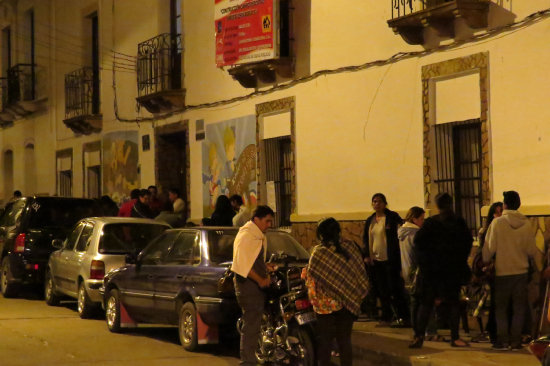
[350,321,540,366]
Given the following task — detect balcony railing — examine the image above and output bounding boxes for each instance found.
[137,33,182,97]
[65,67,95,120]
[7,63,35,104]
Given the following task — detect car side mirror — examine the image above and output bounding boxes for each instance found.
[52,239,63,249]
[135,252,144,271]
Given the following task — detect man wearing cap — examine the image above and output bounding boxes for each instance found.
[483,191,540,350]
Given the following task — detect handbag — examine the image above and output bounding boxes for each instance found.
[218,268,235,297]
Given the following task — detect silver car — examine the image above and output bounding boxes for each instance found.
[45,217,169,318]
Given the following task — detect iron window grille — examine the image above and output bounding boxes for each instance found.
[434,120,482,237]
[7,63,35,104]
[392,0,460,18]
[65,67,96,120]
[137,33,182,97]
[263,136,292,228]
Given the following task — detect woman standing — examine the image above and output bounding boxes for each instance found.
[363,193,408,325]
[306,218,368,366]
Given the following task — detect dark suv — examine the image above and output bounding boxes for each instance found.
[0,196,103,297]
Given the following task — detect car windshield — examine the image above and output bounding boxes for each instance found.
[28,199,102,229]
[207,229,309,265]
[99,223,168,254]
[266,231,310,260]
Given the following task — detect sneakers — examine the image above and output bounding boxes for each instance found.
[491,343,508,351]
[510,344,523,351]
[471,333,491,343]
[409,336,424,349]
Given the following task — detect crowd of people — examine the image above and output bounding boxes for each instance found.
[231,190,543,365]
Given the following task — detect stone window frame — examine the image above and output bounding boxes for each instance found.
[255,96,297,215]
[422,52,491,208]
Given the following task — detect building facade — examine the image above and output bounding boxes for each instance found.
[0,0,549,251]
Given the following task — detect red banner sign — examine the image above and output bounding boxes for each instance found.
[215,0,276,67]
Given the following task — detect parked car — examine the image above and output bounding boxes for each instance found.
[0,196,104,298]
[101,227,310,351]
[45,217,170,318]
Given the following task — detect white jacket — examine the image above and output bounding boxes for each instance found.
[231,220,267,278]
[482,210,539,276]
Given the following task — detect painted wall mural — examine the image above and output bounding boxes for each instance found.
[202,115,257,217]
[102,131,139,204]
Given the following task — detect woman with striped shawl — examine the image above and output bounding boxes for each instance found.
[305,217,369,366]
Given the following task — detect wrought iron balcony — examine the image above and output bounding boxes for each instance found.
[63,67,102,135]
[388,0,491,44]
[136,33,185,114]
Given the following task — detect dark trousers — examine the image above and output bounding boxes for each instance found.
[416,285,461,340]
[316,308,355,366]
[373,260,409,322]
[495,273,528,347]
[235,278,265,366]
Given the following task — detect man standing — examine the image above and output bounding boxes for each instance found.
[483,191,539,350]
[231,205,275,365]
[411,193,472,348]
[230,194,251,227]
[168,188,185,215]
[147,185,162,217]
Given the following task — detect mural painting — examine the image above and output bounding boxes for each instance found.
[102,131,139,204]
[202,115,257,217]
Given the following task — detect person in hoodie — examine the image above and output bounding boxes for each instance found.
[231,205,276,366]
[398,207,432,338]
[482,191,540,351]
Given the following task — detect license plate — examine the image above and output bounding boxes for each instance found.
[295,311,315,325]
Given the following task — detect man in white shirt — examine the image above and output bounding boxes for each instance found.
[231,205,275,366]
[230,194,251,227]
[483,191,540,350]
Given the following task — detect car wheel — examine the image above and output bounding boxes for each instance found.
[77,282,96,319]
[1,257,18,298]
[106,289,122,333]
[44,270,60,306]
[178,302,198,351]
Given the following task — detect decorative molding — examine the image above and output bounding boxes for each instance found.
[421,52,490,207]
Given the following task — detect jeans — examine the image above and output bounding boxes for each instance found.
[316,308,355,366]
[495,273,528,346]
[235,278,265,366]
[373,260,409,323]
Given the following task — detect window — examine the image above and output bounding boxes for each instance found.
[263,136,292,227]
[140,231,181,265]
[165,231,199,265]
[2,26,11,76]
[91,13,100,114]
[169,0,182,90]
[434,120,482,236]
[208,230,238,264]
[99,223,168,254]
[75,223,94,252]
[65,223,85,251]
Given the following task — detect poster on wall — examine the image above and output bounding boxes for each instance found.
[202,115,257,217]
[215,0,276,67]
[102,131,139,205]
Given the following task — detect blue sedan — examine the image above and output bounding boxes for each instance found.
[101,227,310,351]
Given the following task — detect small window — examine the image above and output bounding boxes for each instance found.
[65,222,85,251]
[140,231,180,265]
[165,232,199,265]
[75,223,93,252]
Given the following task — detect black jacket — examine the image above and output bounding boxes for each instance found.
[362,208,403,268]
[131,200,155,219]
[413,212,473,295]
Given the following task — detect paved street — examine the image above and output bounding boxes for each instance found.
[0,290,240,366]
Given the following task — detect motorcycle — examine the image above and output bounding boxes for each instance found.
[237,253,316,365]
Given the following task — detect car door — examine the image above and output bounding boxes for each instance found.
[54,222,84,293]
[120,230,180,323]
[153,230,201,323]
[67,222,94,295]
